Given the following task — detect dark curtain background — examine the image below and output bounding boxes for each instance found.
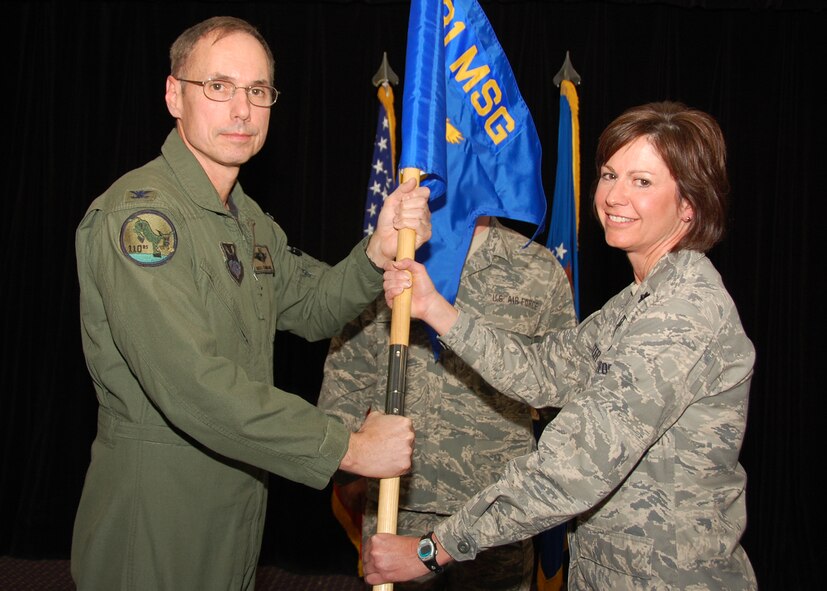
[2,1,823,589]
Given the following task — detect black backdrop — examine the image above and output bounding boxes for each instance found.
[2,1,823,589]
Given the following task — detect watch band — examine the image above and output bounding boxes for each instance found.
[416,531,444,574]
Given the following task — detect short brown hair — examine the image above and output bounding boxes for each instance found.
[170,16,275,83]
[594,101,729,252]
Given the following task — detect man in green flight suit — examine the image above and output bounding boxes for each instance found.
[72,15,431,591]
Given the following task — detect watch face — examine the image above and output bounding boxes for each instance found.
[417,538,435,560]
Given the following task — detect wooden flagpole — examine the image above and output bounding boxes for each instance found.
[374,166,420,591]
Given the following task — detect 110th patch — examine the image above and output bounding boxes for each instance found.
[120,210,177,266]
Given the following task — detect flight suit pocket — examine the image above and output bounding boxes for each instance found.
[199,260,252,349]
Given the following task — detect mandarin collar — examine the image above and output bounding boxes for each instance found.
[160,128,249,216]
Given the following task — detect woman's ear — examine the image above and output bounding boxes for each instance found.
[679,197,695,223]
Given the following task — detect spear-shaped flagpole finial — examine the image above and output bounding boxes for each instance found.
[553,50,582,87]
[372,51,400,87]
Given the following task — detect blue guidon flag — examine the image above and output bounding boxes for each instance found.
[400,0,548,311]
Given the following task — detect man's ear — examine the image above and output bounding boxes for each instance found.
[165,75,182,118]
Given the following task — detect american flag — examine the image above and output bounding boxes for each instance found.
[363,84,396,236]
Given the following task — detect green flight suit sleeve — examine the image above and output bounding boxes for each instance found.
[267,223,386,342]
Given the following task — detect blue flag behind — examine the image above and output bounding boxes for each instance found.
[400,0,548,307]
[534,77,581,591]
[545,79,580,319]
[363,85,397,236]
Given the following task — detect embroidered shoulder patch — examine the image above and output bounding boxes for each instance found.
[120,210,177,266]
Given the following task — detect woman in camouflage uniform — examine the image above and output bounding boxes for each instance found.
[366,101,757,591]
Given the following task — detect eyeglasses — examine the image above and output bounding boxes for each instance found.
[176,78,280,108]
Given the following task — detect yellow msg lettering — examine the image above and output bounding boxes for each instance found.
[443,0,465,45]
[444,0,455,23]
[444,19,465,45]
[450,46,491,93]
[471,78,501,117]
[485,105,515,145]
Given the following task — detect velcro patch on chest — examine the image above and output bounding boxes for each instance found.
[127,189,157,201]
[120,210,177,266]
[221,242,244,285]
[252,244,274,274]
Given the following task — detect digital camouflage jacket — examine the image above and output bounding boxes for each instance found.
[435,250,757,590]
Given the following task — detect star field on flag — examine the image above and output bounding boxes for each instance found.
[363,99,396,236]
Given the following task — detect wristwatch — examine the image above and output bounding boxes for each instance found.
[416,531,444,573]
